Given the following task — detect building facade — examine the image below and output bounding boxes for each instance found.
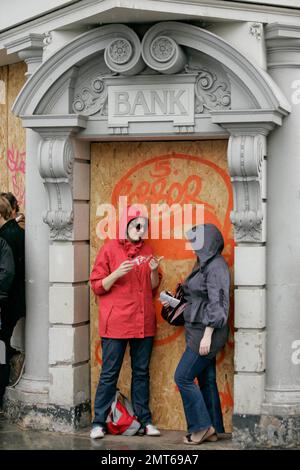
[1,0,300,448]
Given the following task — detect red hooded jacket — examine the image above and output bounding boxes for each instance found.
[90,206,158,338]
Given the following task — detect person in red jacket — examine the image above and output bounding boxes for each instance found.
[90,205,163,439]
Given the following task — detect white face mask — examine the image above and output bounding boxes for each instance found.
[127,217,148,242]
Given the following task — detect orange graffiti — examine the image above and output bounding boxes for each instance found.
[219,380,234,411]
[95,340,103,366]
[108,154,234,347]
[111,154,233,265]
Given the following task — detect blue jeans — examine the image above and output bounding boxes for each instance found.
[93,337,154,428]
[197,357,225,433]
[175,347,224,434]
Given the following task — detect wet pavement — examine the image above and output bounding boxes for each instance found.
[0,413,238,450]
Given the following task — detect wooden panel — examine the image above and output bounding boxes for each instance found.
[90,141,234,432]
[0,65,8,192]
[7,62,26,212]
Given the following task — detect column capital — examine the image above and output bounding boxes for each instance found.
[211,109,283,132]
[4,34,44,78]
[265,23,300,42]
[20,114,88,136]
[266,23,300,69]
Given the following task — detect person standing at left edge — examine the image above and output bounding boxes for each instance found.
[0,195,25,407]
[90,205,163,439]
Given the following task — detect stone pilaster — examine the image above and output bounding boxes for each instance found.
[248,23,300,448]
[38,117,91,430]
[5,116,91,431]
[212,111,279,447]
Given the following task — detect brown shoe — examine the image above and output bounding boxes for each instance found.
[184,426,216,445]
[206,432,218,442]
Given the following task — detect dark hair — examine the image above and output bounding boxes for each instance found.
[1,192,19,213]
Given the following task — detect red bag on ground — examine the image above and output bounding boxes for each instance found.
[106,390,141,435]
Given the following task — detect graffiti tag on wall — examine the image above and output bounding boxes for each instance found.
[6,146,26,208]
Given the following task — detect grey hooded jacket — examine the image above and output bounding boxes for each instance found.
[183,224,230,358]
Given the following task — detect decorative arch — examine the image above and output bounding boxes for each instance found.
[12,22,290,245]
[13,22,289,117]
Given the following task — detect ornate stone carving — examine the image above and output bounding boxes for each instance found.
[43,209,74,240]
[72,74,110,116]
[250,23,262,41]
[43,31,53,47]
[107,39,133,65]
[228,134,266,242]
[39,137,75,240]
[104,31,145,76]
[142,27,186,74]
[185,65,231,113]
[150,36,176,63]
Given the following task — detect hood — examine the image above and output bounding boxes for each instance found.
[117,205,148,240]
[117,205,149,259]
[185,223,224,268]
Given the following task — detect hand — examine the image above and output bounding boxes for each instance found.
[149,256,164,271]
[199,335,212,356]
[161,300,170,308]
[114,260,134,278]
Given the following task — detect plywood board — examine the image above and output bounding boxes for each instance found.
[0,65,8,192]
[7,62,26,212]
[90,141,234,432]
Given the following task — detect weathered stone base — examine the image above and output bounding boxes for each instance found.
[3,397,91,433]
[233,414,300,448]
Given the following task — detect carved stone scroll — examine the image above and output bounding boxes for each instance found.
[38,136,75,240]
[185,65,231,113]
[142,27,186,74]
[72,74,111,116]
[228,134,266,242]
[104,29,145,76]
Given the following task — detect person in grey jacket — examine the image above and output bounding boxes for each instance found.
[161,223,230,445]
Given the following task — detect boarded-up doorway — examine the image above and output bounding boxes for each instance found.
[90,140,234,431]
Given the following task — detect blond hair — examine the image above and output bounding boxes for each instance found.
[0,195,12,220]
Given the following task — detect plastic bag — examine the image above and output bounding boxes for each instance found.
[106,390,141,435]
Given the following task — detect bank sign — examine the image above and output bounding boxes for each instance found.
[107,75,195,130]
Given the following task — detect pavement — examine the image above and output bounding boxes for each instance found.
[0,413,238,450]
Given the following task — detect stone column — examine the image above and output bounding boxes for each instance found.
[4,36,50,411]
[30,116,90,431]
[13,129,50,398]
[212,111,282,448]
[228,130,267,417]
[42,128,91,431]
[258,24,300,447]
